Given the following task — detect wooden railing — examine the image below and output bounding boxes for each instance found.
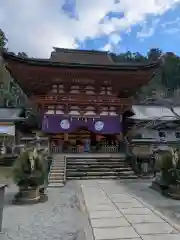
[51,145,120,154]
[64,156,67,183]
[32,94,131,106]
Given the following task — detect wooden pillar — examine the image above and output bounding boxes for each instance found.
[64,133,68,141]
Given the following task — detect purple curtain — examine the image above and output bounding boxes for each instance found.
[42,115,122,134]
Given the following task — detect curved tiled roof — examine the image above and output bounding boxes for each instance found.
[2,50,160,70]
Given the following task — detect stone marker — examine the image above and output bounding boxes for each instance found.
[0,184,7,232]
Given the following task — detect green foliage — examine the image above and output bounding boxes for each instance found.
[113,51,147,62]
[0,29,28,57]
[114,48,180,97]
[161,151,173,170]
[17,52,28,58]
[0,29,7,49]
[160,152,175,185]
[161,54,180,90]
[147,48,162,61]
[13,149,46,188]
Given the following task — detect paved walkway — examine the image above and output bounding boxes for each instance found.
[81,180,180,240]
[1,182,86,240]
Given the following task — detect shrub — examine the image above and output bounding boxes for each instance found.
[160,151,176,185]
[13,148,46,189]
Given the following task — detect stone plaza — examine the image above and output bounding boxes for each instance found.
[81,180,180,240]
[1,179,180,240]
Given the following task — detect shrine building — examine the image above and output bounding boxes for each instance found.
[2,48,160,153]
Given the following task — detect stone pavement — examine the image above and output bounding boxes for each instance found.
[1,182,86,240]
[118,179,180,226]
[81,180,180,240]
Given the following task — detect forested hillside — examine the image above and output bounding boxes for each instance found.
[112,49,180,100]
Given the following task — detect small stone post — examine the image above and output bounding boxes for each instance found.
[0,184,7,232]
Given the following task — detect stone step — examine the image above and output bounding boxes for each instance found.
[67,175,138,180]
[53,160,65,163]
[52,164,64,168]
[48,182,64,187]
[51,168,64,171]
[53,162,65,164]
[51,169,64,172]
[66,171,134,177]
[67,165,127,169]
[48,179,64,183]
[52,163,64,166]
[64,156,136,181]
[51,165,64,168]
[49,177,64,181]
[50,169,64,173]
[67,158,125,161]
[67,162,126,165]
[66,167,131,172]
[67,157,125,160]
[50,172,64,176]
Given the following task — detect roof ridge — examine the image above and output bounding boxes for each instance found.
[52,47,108,55]
[3,51,160,70]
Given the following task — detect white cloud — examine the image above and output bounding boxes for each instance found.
[101,43,113,51]
[0,0,180,57]
[161,17,180,35]
[136,19,160,39]
[109,33,121,45]
[137,27,155,38]
[161,17,180,28]
[100,33,121,52]
[164,27,180,34]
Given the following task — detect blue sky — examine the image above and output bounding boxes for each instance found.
[0,0,180,57]
[76,3,180,56]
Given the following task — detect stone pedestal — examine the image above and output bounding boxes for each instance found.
[14,187,40,204]
[167,185,180,200]
[0,184,7,232]
[150,175,169,196]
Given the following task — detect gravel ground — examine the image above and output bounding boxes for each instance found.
[117,179,180,226]
[1,181,89,240]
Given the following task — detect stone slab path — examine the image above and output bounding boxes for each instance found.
[81,180,180,240]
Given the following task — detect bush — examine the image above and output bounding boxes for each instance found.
[160,151,176,185]
[13,148,46,189]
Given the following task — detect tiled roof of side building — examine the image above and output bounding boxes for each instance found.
[130,105,180,121]
[0,108,25,121]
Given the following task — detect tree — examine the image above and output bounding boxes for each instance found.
[0,88,16,107]
[114,51,147,62]
[8,52,15,56]
[154,91,180,120]
[133,52,147,62]
[0,29,7,49]
[147,48,162,61]
[17,52,28,58]
[161,53,180,90]
[113,48,180,98]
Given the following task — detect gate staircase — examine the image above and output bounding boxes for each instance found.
[66,154,137,180]
[48,155,66,187]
